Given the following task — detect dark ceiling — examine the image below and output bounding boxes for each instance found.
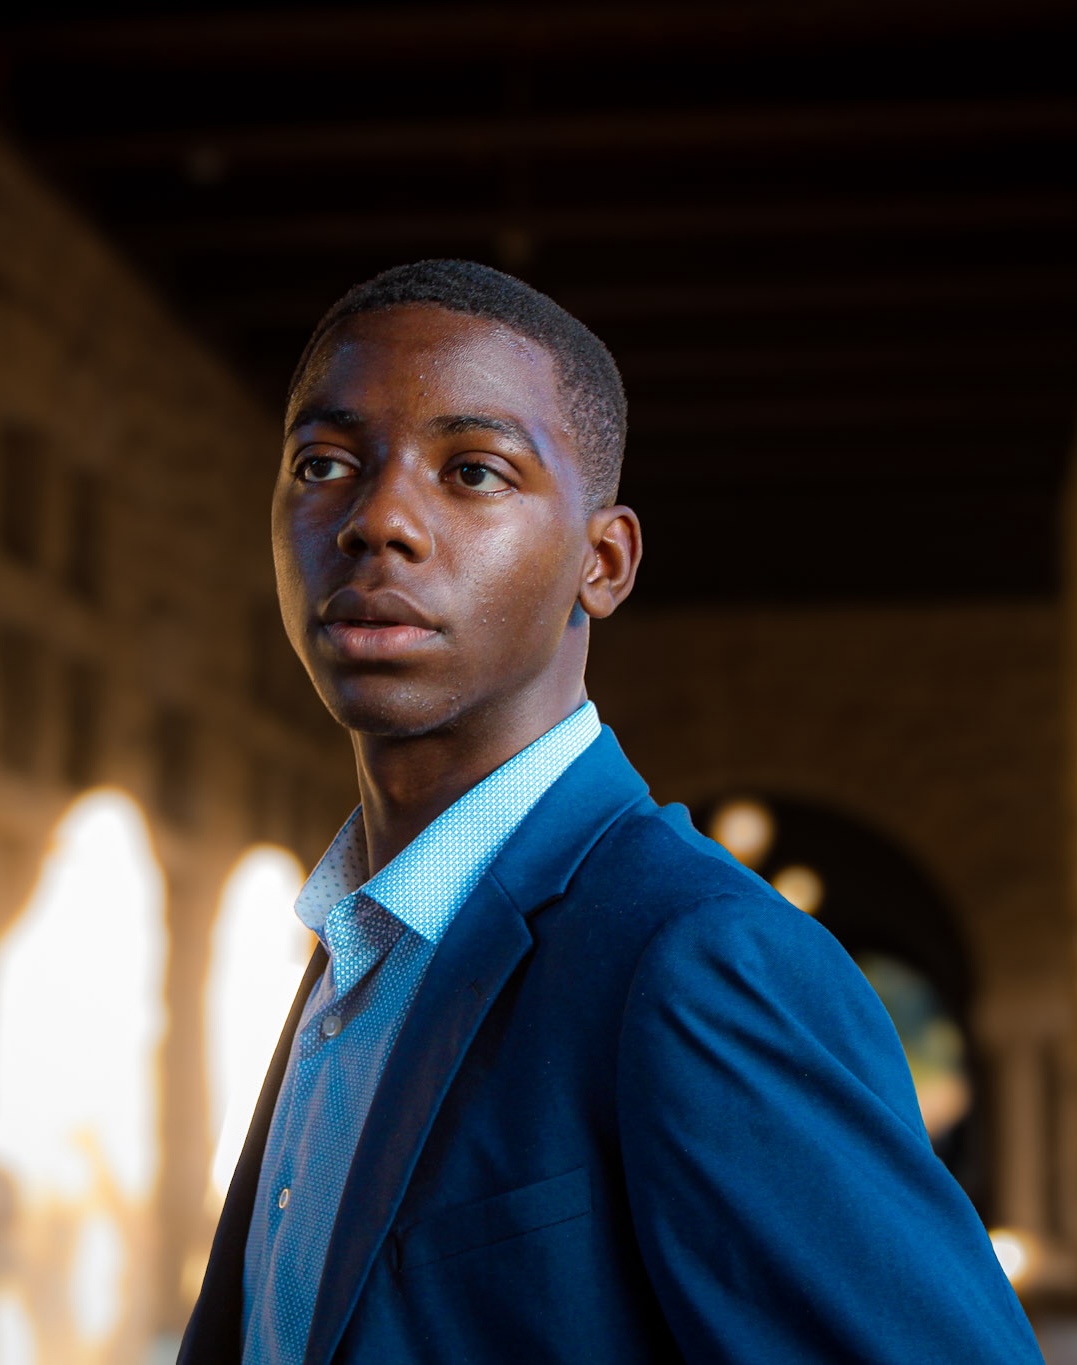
[3,1,1076,603]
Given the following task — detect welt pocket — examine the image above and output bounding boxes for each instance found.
[395,1167,591,1270]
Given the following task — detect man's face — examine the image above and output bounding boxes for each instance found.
[272,304,598,746]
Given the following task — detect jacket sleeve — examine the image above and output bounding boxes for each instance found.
[616,891,1044,1364]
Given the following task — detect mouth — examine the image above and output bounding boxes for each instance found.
[323,619,438,660]
[320,588,440,661]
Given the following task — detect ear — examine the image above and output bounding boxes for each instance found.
[578,504,642,619]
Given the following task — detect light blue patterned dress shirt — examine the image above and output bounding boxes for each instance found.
[241,701,601,1363]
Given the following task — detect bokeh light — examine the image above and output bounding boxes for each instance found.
[708,799,775,868]
[989,1227,1043,1290]
[771,863,826,915]
[857,952,972,1144]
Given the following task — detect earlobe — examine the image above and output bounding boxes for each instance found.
[578,505,643,619]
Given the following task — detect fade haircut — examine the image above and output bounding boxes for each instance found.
[288,259,627,508]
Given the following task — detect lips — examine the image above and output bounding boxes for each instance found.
[322,586,438,631]
[319,586,440,662]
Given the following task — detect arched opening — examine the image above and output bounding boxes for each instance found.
[701,792,986,1211]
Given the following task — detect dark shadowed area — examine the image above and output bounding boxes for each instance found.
[5,1,1076,602]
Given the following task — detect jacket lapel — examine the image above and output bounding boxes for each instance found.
[305,727,650,1363]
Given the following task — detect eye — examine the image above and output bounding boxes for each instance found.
[447,462,513,493]
[295,452,356,483]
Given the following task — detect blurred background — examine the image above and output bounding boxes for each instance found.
[0,1,1075,1359]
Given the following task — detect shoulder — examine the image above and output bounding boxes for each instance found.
[586,796,925,1127]
[585,791,847,979]
[541,736,916,1103]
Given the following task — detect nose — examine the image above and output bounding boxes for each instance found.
[336,463,433,562]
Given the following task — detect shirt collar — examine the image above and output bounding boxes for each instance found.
[295,701,600,946]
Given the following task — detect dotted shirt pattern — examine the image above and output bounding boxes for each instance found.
[241,702,601,1364]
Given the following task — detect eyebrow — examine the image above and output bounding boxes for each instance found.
[284,405,362,439]
[430,413,545,465]
[283,406,546,466]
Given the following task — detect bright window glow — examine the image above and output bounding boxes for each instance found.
[206,846,311,1202]
[771,864,825,916]
[0,1293,35,1365]
[709,799,775,868]
[68,1212,124,1342]
[0,787,167,1359]
[0,789,166,1199]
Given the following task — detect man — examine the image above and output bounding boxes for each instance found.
[182,260,1043,1362]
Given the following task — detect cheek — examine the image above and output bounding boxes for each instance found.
[270,500,333,635]
[456,516,581,630]
[273,490,338,574]
[271,551,309,658]
[270,507,301,596]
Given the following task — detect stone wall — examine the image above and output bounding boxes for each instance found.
[0,139,354,1358]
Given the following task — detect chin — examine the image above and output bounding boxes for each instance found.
[315,675,461,740]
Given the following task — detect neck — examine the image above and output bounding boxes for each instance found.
[352,687,588,875]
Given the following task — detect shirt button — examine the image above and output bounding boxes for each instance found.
[322,1013,343,1038]
[278,1187,290,1210]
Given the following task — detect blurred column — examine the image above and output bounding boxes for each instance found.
[993,1035,1046,1234]
[154,845,229,1339]
[977,988,1070,1239]
[1060,432,1077,1257]
[1058,1038,1077,1245]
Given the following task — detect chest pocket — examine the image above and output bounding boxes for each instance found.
[395,1167,591,1270]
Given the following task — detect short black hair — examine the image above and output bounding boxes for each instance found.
[288,259,626,507]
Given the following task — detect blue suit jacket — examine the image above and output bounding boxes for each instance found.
[182,728,1043,1362]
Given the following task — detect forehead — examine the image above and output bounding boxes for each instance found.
[291,304,567,429]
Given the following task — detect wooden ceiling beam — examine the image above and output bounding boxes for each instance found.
[10,1,1076,67]
[562,270,1077,319]
[185,268,1077,331]
[621,429,1067,472]
[615,341,1077,380]
[225,326,1077,386]
[623,392,1068,433]
[134,192,1077,253]
[33,99,1077,173]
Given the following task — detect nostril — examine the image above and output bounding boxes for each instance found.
[335,479,433,561]
[337,517,429,562]
[337,522,368,556]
